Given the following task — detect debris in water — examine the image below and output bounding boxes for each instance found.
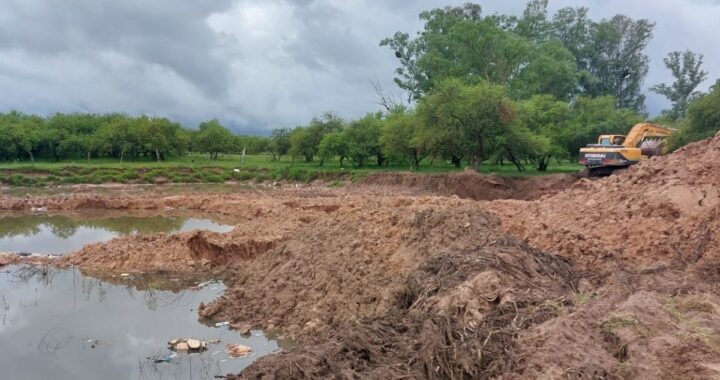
[215,321,230,327]
[226,344,253,358]
[168,338,218,352]
[149,351,177,363]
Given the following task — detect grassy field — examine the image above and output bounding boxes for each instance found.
[0,154,582,187]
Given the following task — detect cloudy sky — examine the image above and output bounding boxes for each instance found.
[0,0,718,134]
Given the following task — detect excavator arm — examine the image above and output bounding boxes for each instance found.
[623,123,677,148]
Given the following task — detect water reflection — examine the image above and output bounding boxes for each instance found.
[0,265,278,380]
[0,211,235,254]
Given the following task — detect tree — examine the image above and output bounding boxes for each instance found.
[268,128,291,161]
[552,7,593,72]
[380,111,424,170]
[381,4,492,100]
[515,0,551,42]
[289,113,345,162]
[516,95,572,171]
[344,113,383,167]
[586,15,655,112]
[194,119,234,160]
[682,79,720,140]
[416,79,515,171]
[135,117,186,162]
[651,50,709,119]
[510,40,579,100]
[317,132,350,167]
[289,127,315,162]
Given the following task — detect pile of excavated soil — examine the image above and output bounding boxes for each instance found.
[478,132,720,378]
[199,198,520,335]
[215,205,576,379]
[486,131,720,274]
[355,170,578,200]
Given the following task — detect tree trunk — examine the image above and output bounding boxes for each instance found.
[87,151,90,162]
[155,149,160,162]
[28,151,34,163]
[503,146,524,172]
[537,155,550,172]
[451,155,462,168]
[120,149,125,164]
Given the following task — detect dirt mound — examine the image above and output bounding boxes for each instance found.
[226,216,575,379]
[200,198,514,335]
[476,132,720,378]
[356,170,577,200]
[486,132,720,274]
[62,193,343,273]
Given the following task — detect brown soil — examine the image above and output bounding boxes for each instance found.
[5,134,720,379]
[356,170,578,200]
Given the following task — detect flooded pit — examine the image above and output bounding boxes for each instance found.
[0,265,283,380]
[0,210,235,254]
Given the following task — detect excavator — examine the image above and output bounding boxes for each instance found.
[579,122,676,176]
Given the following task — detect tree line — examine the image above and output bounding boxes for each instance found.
[0,1,718,171]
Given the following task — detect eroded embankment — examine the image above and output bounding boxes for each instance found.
[355,170,577,200]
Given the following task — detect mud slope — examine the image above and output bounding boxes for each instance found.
[356,170,577,200]
[486,131,720,273]
[480,132,720,379]
[205,203,576,379]
[63,193,345,273]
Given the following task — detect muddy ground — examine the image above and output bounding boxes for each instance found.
[3,135,720,379]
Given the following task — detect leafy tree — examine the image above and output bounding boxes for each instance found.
[381,4,488,99]
[514,0,551,42]
[194,119,234,160]
[490,121,551,172]
[586,15,655,112]
[380,111,424,170]
[289,127,315,162]
[344,113,383,167]
[268,128,291,161]
[651,50,709,119]
[510,39,578,100]
[289,113,345,162]
[678,80,720,142]
[135,117,186,162]
[516,95,572,170]
[416,79,515,171]
[236,135,269,155]
[317,132,350,167]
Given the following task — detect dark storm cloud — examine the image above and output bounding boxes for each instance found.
[0,0,233,96]
[0,0,718,132]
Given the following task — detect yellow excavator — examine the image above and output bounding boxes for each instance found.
[579,122,676,176]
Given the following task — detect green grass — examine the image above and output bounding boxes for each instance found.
[0,154,583,187]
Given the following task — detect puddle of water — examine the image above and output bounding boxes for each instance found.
[0,211,235,254]
[0,265,281,380]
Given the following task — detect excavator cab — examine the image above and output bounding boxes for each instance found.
[597,135,626,146]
